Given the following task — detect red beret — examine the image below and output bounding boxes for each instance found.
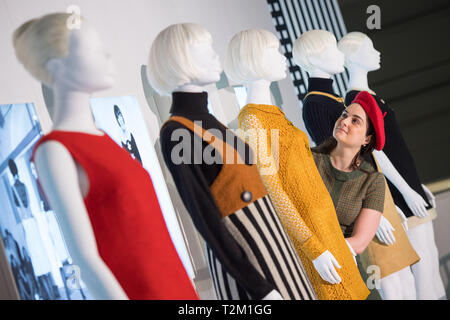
[351,91,385,150]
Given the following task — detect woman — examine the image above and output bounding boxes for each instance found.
[313,91,420,300]
[113,105,142,164]
[312,91,386,256]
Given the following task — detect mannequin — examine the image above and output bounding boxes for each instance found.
[293,30,346,147]
[149,23,317,301]
[13,13,198,300]
[293,29,421,300]
[226,28,370,300]
[339,31,446,300]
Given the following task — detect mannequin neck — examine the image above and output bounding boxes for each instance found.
[308,69,333,79]
[347,64,375,94]
[174,83,204,93]
[51,81,103,135]
[246,79,273,106]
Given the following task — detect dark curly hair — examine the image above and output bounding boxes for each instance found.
[312,111,377,172]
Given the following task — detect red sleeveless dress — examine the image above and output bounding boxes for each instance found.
[31,131,198,300]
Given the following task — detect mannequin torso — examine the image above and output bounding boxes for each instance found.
[231,29,369,300]
[155,25,320,300]
[19,17,197,300]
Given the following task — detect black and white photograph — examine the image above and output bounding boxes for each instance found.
[0,102,89,300]
[90,95,194,278]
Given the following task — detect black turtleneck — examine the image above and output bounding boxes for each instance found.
[345,90,431,217]
[159,91,274,299]
[307,77,335,94]
[301,77,346,146]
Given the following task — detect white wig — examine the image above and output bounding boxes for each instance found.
[337,32,369,67]
[13,13,74,86]
[147,23,212,96]
[224,29,279,84]
[292,29,336,72]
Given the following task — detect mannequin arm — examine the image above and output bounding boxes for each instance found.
[161,123,278,300]
[422,184,436,208]
[239,113,325,257]
[375,215,396,245]
[239,113,341,284]
[395,205,409,232]
[373,150,428,217]
[346,208,382,254]
[34,141,128,300]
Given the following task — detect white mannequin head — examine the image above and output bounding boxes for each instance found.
[13,13,115,92]
[292,29,344,77]
[337,32,380,72]
[147,23,222,95]
[224,29,287,84]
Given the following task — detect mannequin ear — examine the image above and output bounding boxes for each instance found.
[308,55,322,68]
[45,58,64,80]
[346,51,358,65]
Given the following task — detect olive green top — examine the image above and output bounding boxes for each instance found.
[312,151,386,238]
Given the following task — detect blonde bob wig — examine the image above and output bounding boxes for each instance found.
[337,32,370,68]
[292,29,336,72]
[147,23,213,96]
[224,29,279,85]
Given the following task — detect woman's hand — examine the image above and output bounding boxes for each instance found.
[375,216,396,245]
[312,250,342,284]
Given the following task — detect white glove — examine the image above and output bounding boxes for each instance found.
[422,184,436,208]
[312,250,342,284]
[262,290,283,300]
[345,239,357,266]
[402,187,429,218]
[375,216,396,245]
[396,205,409,232]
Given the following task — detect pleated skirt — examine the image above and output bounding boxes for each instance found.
[205,195,317,300]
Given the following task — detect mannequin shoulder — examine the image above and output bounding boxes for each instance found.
[302,98,329,114]
[33,141,82,186]
[238,108,265,129]
[160,120,190,139]
[159,120,195,152]
[34,140,76,167]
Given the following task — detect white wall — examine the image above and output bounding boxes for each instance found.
[0,0,304,139]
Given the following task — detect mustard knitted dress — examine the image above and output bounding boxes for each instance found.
[238,104,370,300]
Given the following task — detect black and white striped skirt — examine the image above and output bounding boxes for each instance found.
[205,195,317,300]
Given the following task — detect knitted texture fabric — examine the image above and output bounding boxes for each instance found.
[312,151,386,237]
[238,104,370,300]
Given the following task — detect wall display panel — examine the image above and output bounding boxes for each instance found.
[267,0,350,100]
[0,103,90,300]
[90,95,194,279]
